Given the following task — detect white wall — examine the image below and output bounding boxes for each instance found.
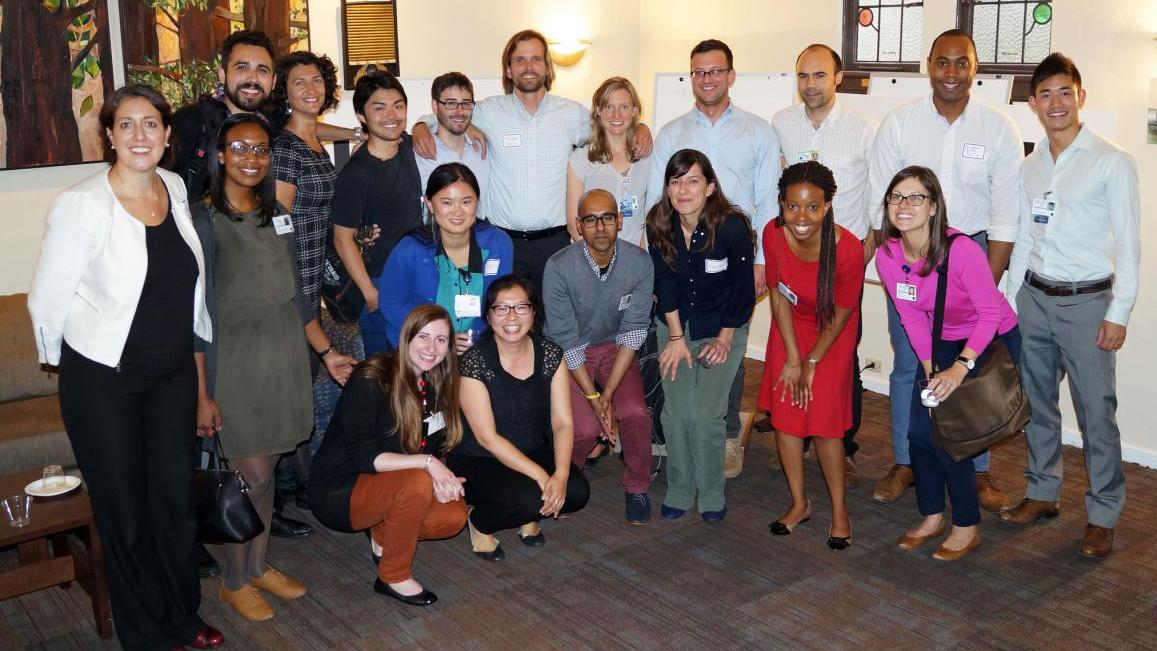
[3,0,1154,464]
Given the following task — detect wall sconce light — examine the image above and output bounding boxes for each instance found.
[548,40,591,67]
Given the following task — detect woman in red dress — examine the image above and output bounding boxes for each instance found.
[758,161,864,550]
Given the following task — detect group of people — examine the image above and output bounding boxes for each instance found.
[24,23,1137,651]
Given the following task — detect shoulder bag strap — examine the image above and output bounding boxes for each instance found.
[931,233,965,373]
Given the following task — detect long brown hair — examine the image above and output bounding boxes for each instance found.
[354,304,462,454]
[645,149,752,266]
[777,161,838,331]
[879,166,950,277]
[500,29,554,94]
[586,77,641,164]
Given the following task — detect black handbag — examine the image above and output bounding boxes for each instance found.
[320,225,373,323]
[929,234,1031,462]
[193,436,264,544]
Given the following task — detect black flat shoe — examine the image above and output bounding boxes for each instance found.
[769,515,811,536]
[584,441,610,468]
[373,578,437,606]
[827,535,853,550]
[472,541,505,562]
[517,529,546,547]
[196,543,220,578]
[270,512,313,538]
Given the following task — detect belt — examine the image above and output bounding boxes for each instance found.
[1024,271,1113,297]
[500,225,568,241]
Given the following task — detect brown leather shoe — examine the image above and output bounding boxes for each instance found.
[250,566,306,599]
[220,582,274,621]
[932,533,982,561]
[872,465,914,502]
[999,498,1060,524]
[976,472,1011,513]
[1079,524,1114,559]
[897,520,947,551]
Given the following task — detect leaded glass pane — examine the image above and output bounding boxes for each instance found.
[1023,6,1052,63]
[973,5,999,62]
[878,5,902,61]
[858,21,879,62]
[997,2,1024,63]
[966,1,1053,66]
[901,6,924,61]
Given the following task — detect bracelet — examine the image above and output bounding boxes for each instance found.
[668,333,685,341]
[352,125,364,142]
[583,391,601,400]
[423,454,433,472]
[316,346,333,359]
[806,357,819,366]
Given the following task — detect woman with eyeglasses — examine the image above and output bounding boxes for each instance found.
[448,275,590,561]
[875,166,1019,561]
[377,163,513,354]
[191,112,353,621]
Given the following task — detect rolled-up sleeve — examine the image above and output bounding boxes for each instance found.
[986,119,1025,243]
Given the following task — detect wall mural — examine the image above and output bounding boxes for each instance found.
[0,0,116,171]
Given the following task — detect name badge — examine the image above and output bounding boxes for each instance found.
[794,150,820,163]
[618,294,631,311]
[705,258,728,273]
[502,134,522,148]
[424,411,445,434]
[454,294,482,318]
[618,195,638,219]
[896,283,918,302]
[777,281,798,306]
[961,143,986,160]
[272,214,294,235]
[1031,194,1056,225]
[484,258,501,276]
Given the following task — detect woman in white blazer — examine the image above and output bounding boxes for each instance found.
[27,85,223,651]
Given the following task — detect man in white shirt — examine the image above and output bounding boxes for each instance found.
[772,43,875,481]
[414,72,489,213]
[867,30,1023,511]
[999,54,1139,560]
[646,39,780,479]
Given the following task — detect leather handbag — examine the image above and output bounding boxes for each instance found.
[929,234,1031,462]
[320,224,374,323]
[193,436,264,544]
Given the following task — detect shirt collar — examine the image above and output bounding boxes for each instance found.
[691,100,735,125]
[797,98,843,130]
[923,92,977,125]
[582,241,618,281]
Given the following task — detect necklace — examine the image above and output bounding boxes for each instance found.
[112,167,161,219]
[418,377,431,452]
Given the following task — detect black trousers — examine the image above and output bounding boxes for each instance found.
[448,446,590,535]
[58,344,204,651]
[508,229,571,293]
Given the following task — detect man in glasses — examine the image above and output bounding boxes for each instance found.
[646,38,781,479]
[866,29,1024,512]
[415,72,489,213]
[543,189,655,524]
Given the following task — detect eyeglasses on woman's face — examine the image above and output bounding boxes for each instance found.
[489,303,533,317]
[885,192,928,206]
[227,140,272,158]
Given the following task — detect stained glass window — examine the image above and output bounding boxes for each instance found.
[961,1,1053,69]
[846,1,925,71]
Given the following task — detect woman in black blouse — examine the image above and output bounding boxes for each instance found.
[310,304,467,606]
[450,275,590,561]
[645,148,755,522]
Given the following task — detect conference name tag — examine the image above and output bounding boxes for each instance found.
[618,294,631,311]
[794,150,820,163]
[961,143,986,160]
[484,258,501,276]
[896,282,918,302]
[1032,193,1056,225]
[454,294,482,318]
[777,281,798,306]
[272,214,294,235]
[425,411,445,434]
[502,133,522,148]
[705,258,728,273]
[618,195,638,218]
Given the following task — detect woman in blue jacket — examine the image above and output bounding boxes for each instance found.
[377,163,513,353]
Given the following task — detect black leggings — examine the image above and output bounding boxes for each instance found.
[448,446,590,535]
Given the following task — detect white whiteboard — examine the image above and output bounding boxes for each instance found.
[868,73,1013,105]
[652,72,796,132]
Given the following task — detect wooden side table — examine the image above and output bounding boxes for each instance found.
[0,468,112,639]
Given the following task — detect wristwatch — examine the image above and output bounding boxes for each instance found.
[955,356,975,370]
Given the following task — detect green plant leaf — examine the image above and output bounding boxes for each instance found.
[71,67,85,89]
[80,95,95,116]
[85,55,101,78]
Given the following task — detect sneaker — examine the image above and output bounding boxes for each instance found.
[872,464,914,502]
[625,492,651,524]
[723,439,745,479]
[976,471,1011,513]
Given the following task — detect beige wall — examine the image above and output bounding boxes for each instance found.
[2,0,1154,463]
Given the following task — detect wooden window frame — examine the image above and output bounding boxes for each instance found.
[841,0,924,74]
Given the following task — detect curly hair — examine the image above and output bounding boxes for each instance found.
[777,161,838,330]
[270,51,339,119]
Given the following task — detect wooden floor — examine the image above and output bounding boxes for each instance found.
[4,359,1157,650]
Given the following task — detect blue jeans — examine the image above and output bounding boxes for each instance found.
[908,327,1020,526]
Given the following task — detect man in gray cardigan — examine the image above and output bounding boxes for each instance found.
[543,189,655,524]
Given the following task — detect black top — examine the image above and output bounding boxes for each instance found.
[330,134,423,277]
[650,213,756,341]
[120,207,199,373]
[451,334,563,459]
[309,370,448,532]
[169,98,284,202]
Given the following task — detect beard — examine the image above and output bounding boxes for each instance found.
[513,73,545,94]
[225,81,269,112]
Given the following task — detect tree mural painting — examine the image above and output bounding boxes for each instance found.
[0,0,115,170]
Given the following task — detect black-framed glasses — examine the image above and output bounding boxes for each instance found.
[435,99,475,110]
[489,303,533,316]
[885,192,928,206]
[227,141,272,158]
[579,212,618,228]
[689,68,731,80]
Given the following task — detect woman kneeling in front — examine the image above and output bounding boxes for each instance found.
[310,304,468,605]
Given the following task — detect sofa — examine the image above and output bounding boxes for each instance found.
[0,292,75,474]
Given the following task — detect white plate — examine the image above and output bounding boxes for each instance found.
[25,475,82,498]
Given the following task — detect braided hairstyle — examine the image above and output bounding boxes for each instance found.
[777,161,838,331]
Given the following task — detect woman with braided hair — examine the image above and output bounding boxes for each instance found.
[758,161,864,550]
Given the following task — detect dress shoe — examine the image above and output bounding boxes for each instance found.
[373,578,437,606]
[1079,524,1114,559]
[186,625,225,649]
[250,566,306,599]
[467,515,505,561]
[976,471,1011,513]
[473,541,505,562]
[517,524,546,547]
[660,504,687,520]
[196,543,220,578]
[701,506,727,523]
[219,583,274,622]
[932,534,982,561]
[769,499,812,536]
[584,441,609,468]
[294,486,311,511]
[872,465,914,502]
[270,512,313,538]
[897,520,947,551]
[999,498,1060,525]
[723,439,745,479]
[827,526,853,551]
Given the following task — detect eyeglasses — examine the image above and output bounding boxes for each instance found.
[689,68,731,80]
[227,141,271,158]
[435,99,475,111]
[885,192,929,206]
[489,303,533,316]
[579,212,618,228]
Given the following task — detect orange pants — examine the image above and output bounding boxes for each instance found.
[348,469,467,583]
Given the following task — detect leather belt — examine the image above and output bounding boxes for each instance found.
[500,225,568,241]
[1024,271,1113,297]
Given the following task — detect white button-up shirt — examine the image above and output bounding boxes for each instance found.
[773,100,877,239]
[867,94,1023,242]
[1006,126,1141,325]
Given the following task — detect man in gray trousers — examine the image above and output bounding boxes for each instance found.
[1001,53,1140,559]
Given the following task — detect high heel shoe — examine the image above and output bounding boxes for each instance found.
[769,499,812,536]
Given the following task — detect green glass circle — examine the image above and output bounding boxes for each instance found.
[1033,3,1052,25]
